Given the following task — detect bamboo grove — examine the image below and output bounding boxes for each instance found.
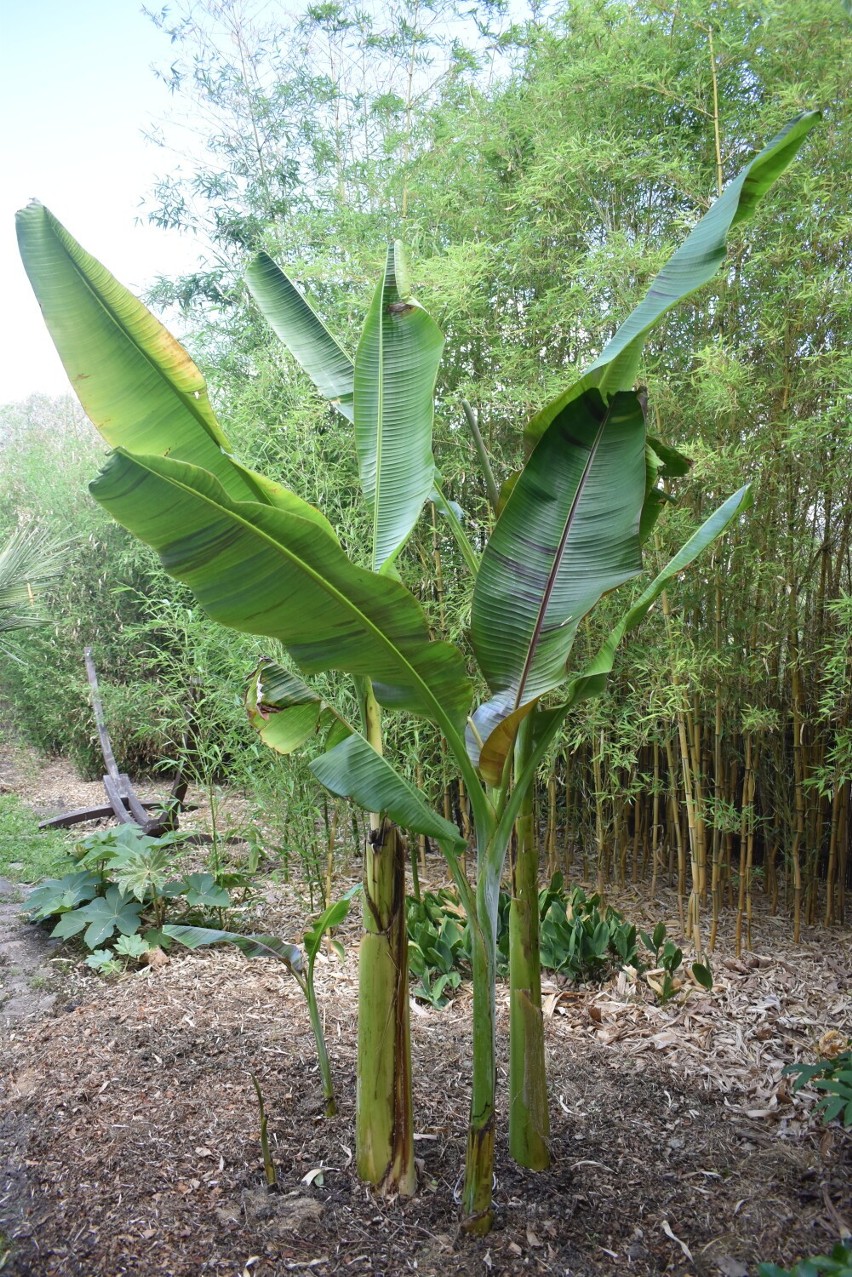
[133,0,850,944]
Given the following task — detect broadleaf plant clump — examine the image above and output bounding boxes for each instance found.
[16,107,818,1231]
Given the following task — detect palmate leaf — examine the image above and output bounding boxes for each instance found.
[52,886,144,950]
[526,112,820,445]
[354,242,444,570]
[468,389,645,773]
[0,524,68,634]
[89,450,472,733]
[26,870,100,921]
[310,733,467,851]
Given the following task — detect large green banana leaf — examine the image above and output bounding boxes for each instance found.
[15,202,339,530]
[354,243,444,571]
[16,202,250,499]
[248,243,445,573]
[525,111,819,447]
[310,732,466,850]
[468,389,645,770]
[495,485,754,796]
[90,449,471,732]
[245,252,355,420]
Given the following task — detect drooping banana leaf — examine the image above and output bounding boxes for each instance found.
[162,924,304,972]
[525,111,820,447]
[310,732,467,850]
[468,389,646,771]
[245,252,355,420]
[498,485,754,796]
[354,242,444,571]
[245,658,351,755]
[90,449,472,734]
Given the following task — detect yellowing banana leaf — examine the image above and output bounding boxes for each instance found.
[90,449,472,733]
[525,111,820,447]
[310,732,466,850]
[468,389,645,771]
[246,252,355,420]
[354,242,444,570]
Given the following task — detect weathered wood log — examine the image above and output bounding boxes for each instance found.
[37,648,194,836]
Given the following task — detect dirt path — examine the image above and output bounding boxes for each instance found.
[0,876,60,1025]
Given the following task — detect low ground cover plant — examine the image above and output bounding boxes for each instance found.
[784,1045,852,1129]
[406,875,712,1007]
[759,1241,852,1277]
[25,823,240,957]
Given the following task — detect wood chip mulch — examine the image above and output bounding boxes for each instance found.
[0,744,850,1276]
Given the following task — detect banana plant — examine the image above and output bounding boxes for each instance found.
[247,240,448,1196]
[163,884,361,1117]
[15,106,817,1235]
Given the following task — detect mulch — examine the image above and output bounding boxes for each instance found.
[0,745,850,1276]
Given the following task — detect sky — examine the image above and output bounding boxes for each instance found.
[2,0,203,404]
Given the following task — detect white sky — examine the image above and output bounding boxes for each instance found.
[1,0,202,405]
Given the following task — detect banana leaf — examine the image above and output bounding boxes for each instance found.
[310,732,467,850]
[90,449,472,733]
[525,111,820,447]
[468,389,645,770]
[497,485,754,791]
[248,242,444,573]
[354,242,444,570]
[246,252,355,420]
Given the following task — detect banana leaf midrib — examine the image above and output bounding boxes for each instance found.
[512,404,611,712]
[103,449,468,750]
[371,309,386,571]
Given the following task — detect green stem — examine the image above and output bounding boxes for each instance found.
[461,399,500,514]
[303,962,337,1117]
[461,867,499,1233]
[508,713,550,1169]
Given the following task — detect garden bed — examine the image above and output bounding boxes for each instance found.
[0,743,850,1276]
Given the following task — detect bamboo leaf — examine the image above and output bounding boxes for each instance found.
[309,732,466,849]
[89,450,472,732]
[354,242,445,570]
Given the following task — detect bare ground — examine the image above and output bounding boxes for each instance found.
[0,744,850,1277]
